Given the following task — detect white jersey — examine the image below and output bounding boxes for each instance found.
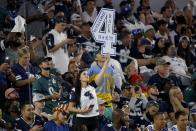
[47,29,69,74]
[82,8,97,23]
[162,56,188,75]
[169,125,196,131]
[146,124,168,131]
[77,85,99,118]
[122,19,145,36]
[155,30,169,40]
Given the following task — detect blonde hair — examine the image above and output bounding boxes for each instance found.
[17,46,30,58]
[52,110,60,121]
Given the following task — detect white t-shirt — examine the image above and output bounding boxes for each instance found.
[169,125,196,131]
[47,29,69,74]
[162,56,188,75]
[155,30,169,40]
[146,124,168,131]
[77,85,99,117]
[82,8,97,23]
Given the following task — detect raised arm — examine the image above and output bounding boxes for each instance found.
[94,54,110,85]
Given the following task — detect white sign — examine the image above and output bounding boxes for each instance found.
[91,8,117,56]
[11,15,26,33]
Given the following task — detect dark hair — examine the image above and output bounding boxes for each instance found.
[183,6,189,12]
[55,16,67,24]
[177,37,192,65]
[74,69,87,106]
[175,111,187,120]
[119,30,131,40]
[5,32,23,48]
[152,38,165,56]
[160,6,170,14]
[85,0,95,5]
[163,42,173,55]
[20,102,33,111]
[120,1,128,8]
[176,15,186,25]
[112,109,124,121]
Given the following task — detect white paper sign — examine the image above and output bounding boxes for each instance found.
[91,8,117,56]
[11,15,26,33]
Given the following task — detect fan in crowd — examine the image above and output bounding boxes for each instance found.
[0,0,196,131]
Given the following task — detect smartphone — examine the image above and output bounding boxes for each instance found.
[4,57,10,64]
[89,105,94,108]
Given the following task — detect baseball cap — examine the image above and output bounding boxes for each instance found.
[37,56,52,65]
[5,88,16,99]
[33,93,45,102]
[156,58,170,66]
[71,13,81,21]
[144,25,154,33]
[81,51,94,68]
[146,100,159,108]
[179,36,190,43]
[191,72,196,81]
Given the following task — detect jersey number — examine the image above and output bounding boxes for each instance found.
[91,8,117,56]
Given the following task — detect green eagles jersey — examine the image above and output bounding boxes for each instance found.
[32,74,60,114]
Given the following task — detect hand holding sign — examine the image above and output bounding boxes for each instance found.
[91,8,117,56]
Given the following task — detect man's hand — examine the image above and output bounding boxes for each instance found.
[28,75,36,83]
[62,38,75,45]
[0,63,10,72]
[79,107,92,114]
[51,91,60,100]
[105,54,110,65]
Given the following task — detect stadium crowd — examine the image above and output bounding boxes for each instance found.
[0,0,196,130]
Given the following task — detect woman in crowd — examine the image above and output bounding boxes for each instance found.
[169,86,189,121]
[68,54,110,131]
[11,46,38,105]
[152,38,166,57]
[177,36,193,66]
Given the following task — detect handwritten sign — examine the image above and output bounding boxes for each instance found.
[91,8,117,56]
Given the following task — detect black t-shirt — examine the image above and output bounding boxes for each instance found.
[117,96,130,109]
[34,114,47,126]
[112,42,132,70]
[130,47,143,59]
[130,47,155,69]
[66,28,80,39]
[148,74,181,92]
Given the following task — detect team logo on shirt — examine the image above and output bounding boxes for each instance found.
[84,91,94,100]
